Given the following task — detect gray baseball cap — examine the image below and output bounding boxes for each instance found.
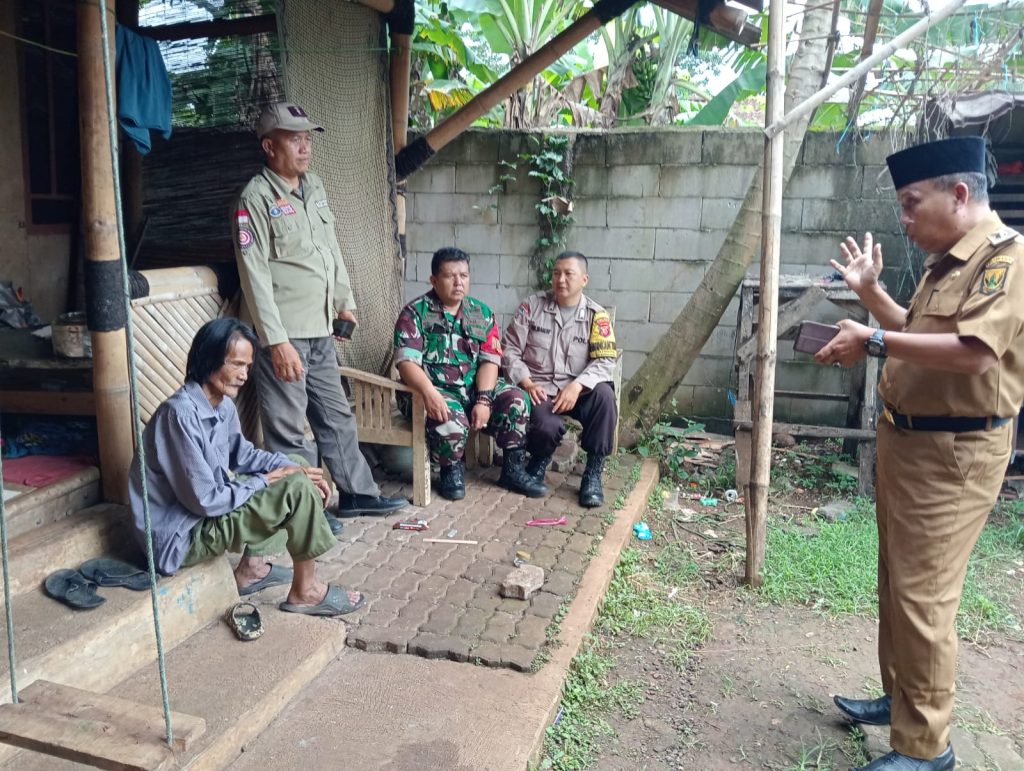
[256,102,324,139]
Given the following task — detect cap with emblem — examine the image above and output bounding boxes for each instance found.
[256,102,325,139]
[886,136,987,190]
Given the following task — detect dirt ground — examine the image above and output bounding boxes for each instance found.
[577,469,1024,771]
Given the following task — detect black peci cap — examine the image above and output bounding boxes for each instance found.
[886,136,987,190]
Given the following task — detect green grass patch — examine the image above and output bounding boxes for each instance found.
[759,499,1023,640]
[597,548,712,666]
[759,503,879,616]
[538,639,644,771]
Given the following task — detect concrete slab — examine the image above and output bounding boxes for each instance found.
[228,460,659,771]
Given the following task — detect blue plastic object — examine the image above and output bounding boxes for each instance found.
[633,522,652,540]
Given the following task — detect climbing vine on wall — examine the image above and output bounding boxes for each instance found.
[523,133,577,288]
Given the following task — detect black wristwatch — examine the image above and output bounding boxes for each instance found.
[865,329,887,358]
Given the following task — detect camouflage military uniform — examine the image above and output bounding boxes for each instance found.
[394,290,530,465]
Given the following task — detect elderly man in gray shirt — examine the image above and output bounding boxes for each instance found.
[129,318,365,616]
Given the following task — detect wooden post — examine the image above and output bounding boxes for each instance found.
[745,0,786,586]
[78,0,134,504]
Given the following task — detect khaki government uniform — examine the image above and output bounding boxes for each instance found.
[503,291,619,458]
[234,169,355,345]
[232,168,378,497]
[876,213,1024,758]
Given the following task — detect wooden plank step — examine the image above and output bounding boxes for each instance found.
[0,680,204,770]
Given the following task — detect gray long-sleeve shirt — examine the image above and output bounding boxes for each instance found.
[128,381,294,574]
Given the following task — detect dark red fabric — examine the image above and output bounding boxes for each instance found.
[2,455,96,488]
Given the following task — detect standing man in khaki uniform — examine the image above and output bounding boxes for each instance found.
[816,136,1024,771]
[232,102,406,520]
[503,251,618,507]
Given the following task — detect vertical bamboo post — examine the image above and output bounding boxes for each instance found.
[745,0,786,586]
[79,0,133,503]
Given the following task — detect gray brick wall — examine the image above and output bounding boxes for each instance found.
[404,129,913,424]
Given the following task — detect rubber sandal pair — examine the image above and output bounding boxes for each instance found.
[224,602,264,642]
[279,585,366,616]
[43,558,151,610]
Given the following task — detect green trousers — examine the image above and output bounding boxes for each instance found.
[183,471,336,567]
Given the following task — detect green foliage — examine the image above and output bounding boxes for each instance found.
[770,442,858,497]
[597,548,712,666]
[760,504,880,616]
[635,415,706,484]
[519,134,576,287]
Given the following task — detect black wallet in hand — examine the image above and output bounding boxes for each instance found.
[793,321,839,355]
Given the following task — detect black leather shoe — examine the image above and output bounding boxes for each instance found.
[834,694,891,726]
[325,512,344,535]
[337,493,407,516]
[438,461,466,501]
[851,745,955,771]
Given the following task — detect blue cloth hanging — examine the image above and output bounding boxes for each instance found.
[115,24,172,155]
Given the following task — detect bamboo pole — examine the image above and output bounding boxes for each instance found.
[745,0,786,586]
[764,0,968,139]
[78,0,133,504]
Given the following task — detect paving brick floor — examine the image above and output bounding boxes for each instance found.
[316,458,636,672]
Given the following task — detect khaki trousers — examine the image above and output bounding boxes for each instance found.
[875,418,1012,758]
[183,472,336,567]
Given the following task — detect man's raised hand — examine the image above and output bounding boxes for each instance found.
[831,233,883,293]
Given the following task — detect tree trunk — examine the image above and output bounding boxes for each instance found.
[619,3,833,443]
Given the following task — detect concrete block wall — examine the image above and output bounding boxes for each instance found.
[404,128,912,425]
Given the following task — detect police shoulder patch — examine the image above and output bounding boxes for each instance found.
[588,310,617,359]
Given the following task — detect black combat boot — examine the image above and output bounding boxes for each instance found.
[525,453,553,486]
[438,460,466,501]
[499,448,548,498]
[579,454,606,508]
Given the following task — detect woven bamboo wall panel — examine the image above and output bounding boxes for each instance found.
[130,294,220,423]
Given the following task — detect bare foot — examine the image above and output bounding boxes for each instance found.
[233,560,271,592]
